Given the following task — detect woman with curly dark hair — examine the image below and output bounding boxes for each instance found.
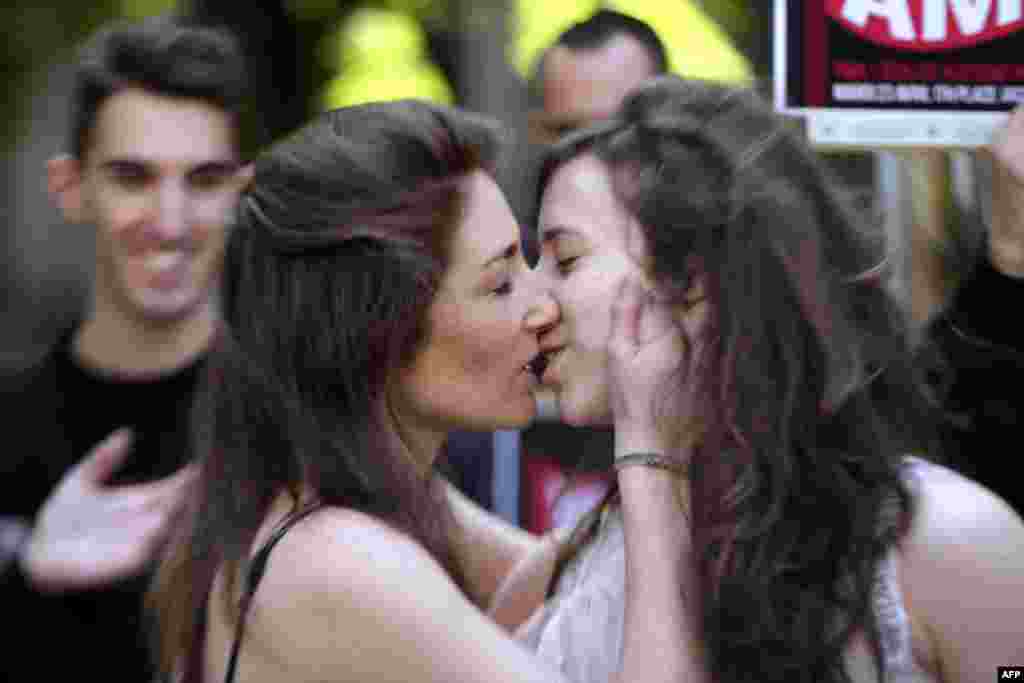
[492,75,1024,682]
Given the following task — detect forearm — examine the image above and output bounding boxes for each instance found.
[445,482,546,610]
[487,528,563,632]
[613,436,706,683]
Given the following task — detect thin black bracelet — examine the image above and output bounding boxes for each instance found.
[614,452,689,477]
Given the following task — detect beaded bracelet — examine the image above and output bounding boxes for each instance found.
[614,452,689,477]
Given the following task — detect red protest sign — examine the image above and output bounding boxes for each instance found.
[775,0,1023,147]
[826,0,1023,51]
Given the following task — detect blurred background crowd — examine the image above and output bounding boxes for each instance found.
[0,0,773,370]
[1,0,1008,529]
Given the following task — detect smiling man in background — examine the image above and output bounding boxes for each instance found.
[0,13,252,681]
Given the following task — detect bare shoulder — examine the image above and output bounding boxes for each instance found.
[234,505,567,683]
[236,507,464,681]
[901,459,1024,554]
[898,459,1024,680]
[254,506,453,610]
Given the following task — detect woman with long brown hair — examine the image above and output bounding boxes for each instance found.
[501,75,1024,682]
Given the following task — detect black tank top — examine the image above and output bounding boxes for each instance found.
[223,502,325,683]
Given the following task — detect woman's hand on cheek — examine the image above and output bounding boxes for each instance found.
[606,276,687,455]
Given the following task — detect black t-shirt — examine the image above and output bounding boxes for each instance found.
[930,256,1024,517]
[0,329,205,682]
[52,338,203,487]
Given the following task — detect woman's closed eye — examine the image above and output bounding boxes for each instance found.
[556,256,579,276]
[492,278,513,296]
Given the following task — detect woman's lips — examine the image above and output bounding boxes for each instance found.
[539,348,565,385]
[528,353,548,379]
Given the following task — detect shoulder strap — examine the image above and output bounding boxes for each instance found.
[223,502,325,683]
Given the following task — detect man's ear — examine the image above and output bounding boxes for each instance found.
[47,154,85,223]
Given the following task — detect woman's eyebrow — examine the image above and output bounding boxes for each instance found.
[482,242,518,269]
[540,226,580,244]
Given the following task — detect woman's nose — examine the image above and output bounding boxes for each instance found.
[524,284,560,332]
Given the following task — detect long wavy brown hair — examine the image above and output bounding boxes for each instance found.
[539,76,942,683]
[147,99,502,683]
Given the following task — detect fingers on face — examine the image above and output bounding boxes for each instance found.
[609,276,644,354]
[623,217,655,281]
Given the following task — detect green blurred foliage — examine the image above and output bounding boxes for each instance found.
[0,1,769,155]
[378,0,444,21]
[285,0,343,22]
[319,6,454,109]
[1,2,109,150]
[697,0,770,81]
[0,0,175,152]
[698,0,756,44]
[120,0,177,18]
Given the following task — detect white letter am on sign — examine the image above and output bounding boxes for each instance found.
[841,0,1022,40]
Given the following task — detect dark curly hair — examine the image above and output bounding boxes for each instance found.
[539,75,942,683]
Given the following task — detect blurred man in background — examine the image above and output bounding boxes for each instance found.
[0,13,251,681]
[527,9,668,145]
